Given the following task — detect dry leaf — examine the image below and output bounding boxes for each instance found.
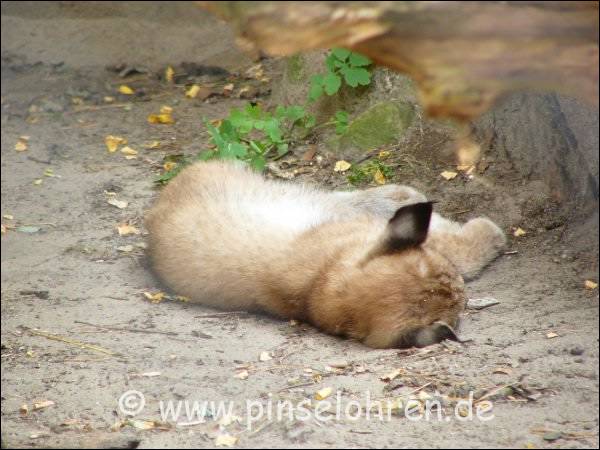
[513,227,527,237]
[105,135,127,153]
[148,112,174,125]
[128,419,155,430]
[440,170,458,180]
[378,150,391,160]
[117,224,140,236]
[144,141,161,149]
[185,85,201,98]
[3,215,14,220]
[120,146,138,156]
[315,387,333,400]
[107,198,128,209]
[163,161,177,171]
[43,168,55,177]
[160,105,173,114]
[33,179,43,185]
[493,367,513,375]
[245,63,264,79]
[215,434,238,447]
[234,370,249,380]
[104,96,115,103]
[19,404,29,415]
[373,169,386,185]
[118,85,135,95]
[584,280,598,289]
[259,351,272,362]
[124,155,137,160]
[380,368,402,382]
[144,292,165,303]
[33,400,55,411]
[15,136,29,152]
[218,414,241,427]
[117,245,134,252]
[546,332,559,339]
[223,83,234,94]
[165,66,175,83]
[1,224,7,234]
[334,160,352,172]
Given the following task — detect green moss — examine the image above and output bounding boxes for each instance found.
[286,54,306,84]
[332,101,414,155]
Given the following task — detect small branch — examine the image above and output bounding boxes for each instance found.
[22,326,120,356]
[74,320,179,336]
[194,311,249,319]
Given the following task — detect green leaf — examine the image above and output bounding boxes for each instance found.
[219,119,239,141]
[341,66,371,87]
[331,48,351,61]
[220,142,248,159]
[205,122,226,150]
[348,52,372,67]
[285,105,306,123]
[277,143,289,156]
[197,150,216,161]
[309,75,325,101]
[228,110,253,134]
[304,114,316,128]
[264,119,283,142]
[250,155,266,172]
[245,103,263,120]
[335,110,349,123]
[274,105,286,120]
[323,72,342,95]
[249,140,264,155]
[325,54,338,72]
[334,110,349,135]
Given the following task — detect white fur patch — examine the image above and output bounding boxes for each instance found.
[238,198,328,233]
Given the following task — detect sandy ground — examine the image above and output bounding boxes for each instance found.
[1,2,599,449]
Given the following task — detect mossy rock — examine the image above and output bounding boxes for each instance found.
[329,101,415,159]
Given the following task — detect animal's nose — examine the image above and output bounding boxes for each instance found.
[412,321,461,348]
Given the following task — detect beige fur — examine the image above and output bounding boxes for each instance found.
[146,161,506,348]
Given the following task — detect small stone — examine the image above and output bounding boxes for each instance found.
[328,360,349,369]
[542,431,562,441]
[569,346,584,356]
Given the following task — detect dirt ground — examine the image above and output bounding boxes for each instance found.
[1,2,598,449]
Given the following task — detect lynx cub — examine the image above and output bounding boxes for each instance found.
[146,161,505,348]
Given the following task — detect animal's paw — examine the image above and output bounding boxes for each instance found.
[463,217,507,255]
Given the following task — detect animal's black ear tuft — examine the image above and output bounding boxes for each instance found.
[384,202,433,252]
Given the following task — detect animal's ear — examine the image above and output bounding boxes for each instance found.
[383,202,433,252]
[360,202,433,265]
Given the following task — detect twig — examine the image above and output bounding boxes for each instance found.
[67,103,132,114]
[21,222,57,228]
[22,327,120,356]
[406,382,433,396]
[194,311,248,319]
[74,320,178,336]
[474,383,517,404]
[278,381,316,392]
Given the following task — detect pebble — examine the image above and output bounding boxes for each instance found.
[569,346,584,356]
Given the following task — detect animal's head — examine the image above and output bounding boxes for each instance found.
[328,202,466,349]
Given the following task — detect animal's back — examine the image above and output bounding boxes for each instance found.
[145,161,327,309]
